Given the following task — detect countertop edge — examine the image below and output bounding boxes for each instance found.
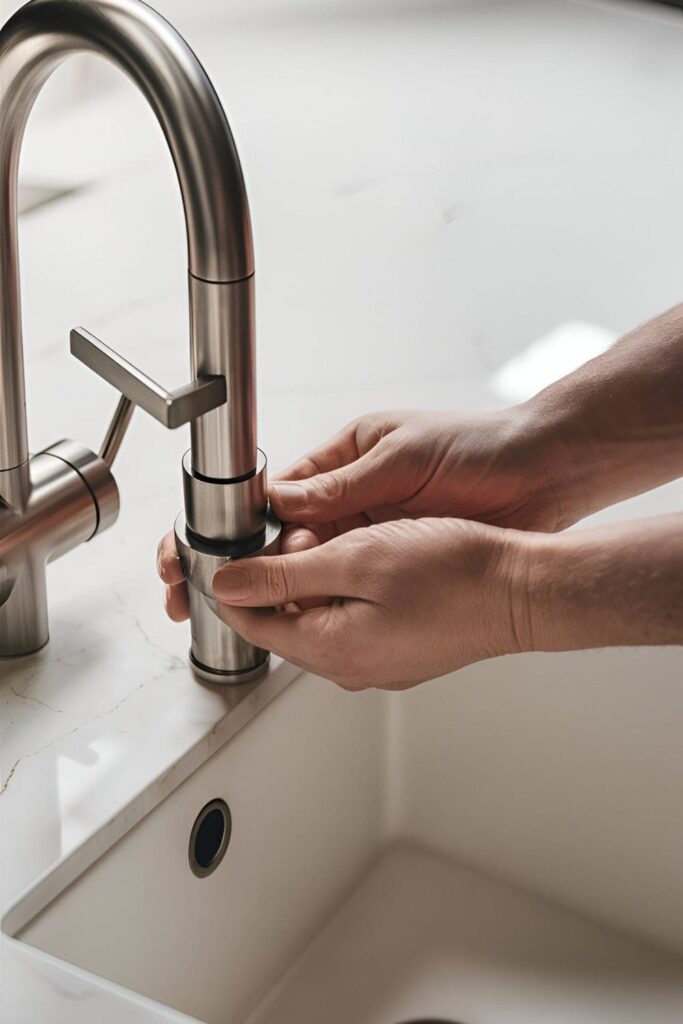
[1,658,302,937]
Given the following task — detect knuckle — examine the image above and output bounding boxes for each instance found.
[311,471,344,504]
[263,558,294,604]
[300,456,322,478]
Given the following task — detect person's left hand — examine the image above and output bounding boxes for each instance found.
[157,522,324,623]
[157,517,526,690]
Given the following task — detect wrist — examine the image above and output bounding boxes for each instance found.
[512,393,602,531]
[493,526,537,656]
[519,531,574,652]
[496,526,586,655]
[517,513,683,654]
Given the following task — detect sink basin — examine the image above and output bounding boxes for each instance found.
[11,650,683,1024]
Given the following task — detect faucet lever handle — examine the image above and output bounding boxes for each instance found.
[70,327,227,430]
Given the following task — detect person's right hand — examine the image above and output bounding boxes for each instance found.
[269,408,570,545]
[161,407,561,622]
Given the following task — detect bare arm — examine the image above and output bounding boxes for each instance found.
[158,512,682,692]
[158,304,683,687]
[520,513,683,653]
[523,305,683,528]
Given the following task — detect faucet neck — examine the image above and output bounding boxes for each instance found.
[0,0,256,475]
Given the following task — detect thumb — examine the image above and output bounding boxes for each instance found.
[269,445,402,523]
[212,539,359,607]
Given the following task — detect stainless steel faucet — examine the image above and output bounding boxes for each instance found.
[0,0,280,682]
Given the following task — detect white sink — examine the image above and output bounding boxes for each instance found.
[12,650,683,1024]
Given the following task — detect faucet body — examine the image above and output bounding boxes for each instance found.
[0,0,278,681]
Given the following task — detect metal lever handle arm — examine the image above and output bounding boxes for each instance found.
[100,396,135,468]
[70,328,227,430]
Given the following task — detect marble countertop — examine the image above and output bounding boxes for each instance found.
[2,0,683,1019]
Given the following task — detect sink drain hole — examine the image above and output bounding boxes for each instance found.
[189,798,231,878]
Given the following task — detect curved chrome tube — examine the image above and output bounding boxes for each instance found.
[0,0,256,476]
[0,0,274,678]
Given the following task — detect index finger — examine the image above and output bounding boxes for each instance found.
[273,421,361,483]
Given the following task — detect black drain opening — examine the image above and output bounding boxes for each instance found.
[189,798,231,878]
[397,1020,464,1023]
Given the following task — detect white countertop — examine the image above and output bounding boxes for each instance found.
[2,0,683,1019]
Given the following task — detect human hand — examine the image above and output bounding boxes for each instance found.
[156,520,325,624]
[159,510,683,690]
[157,407,557,630]
[209,517,525,690]
[268,408,568,545]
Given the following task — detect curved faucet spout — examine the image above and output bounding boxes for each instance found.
[0,0,271,678]
[0,0,256,475]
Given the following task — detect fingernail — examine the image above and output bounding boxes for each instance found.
[213,566,251,601]
[271,481,306,510]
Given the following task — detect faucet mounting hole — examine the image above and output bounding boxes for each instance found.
[189,798,231,878]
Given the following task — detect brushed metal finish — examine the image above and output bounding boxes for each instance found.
[0,443,120,656]
[183,449,267,543]
[0,0,273,675]
[1,0,255,472]
[175,509,281,683]
[71,328,228,430]
[47,439,121,537]
[0,461,31,515]
[100,396,135,468]
[189,274,257,480]
[188,584,270,683]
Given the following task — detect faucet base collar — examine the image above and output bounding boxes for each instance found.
[189,651,270,686]
[174,507,281,685]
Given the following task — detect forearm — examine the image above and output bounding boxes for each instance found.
[515,513,683,653]
[519,304,683,527]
